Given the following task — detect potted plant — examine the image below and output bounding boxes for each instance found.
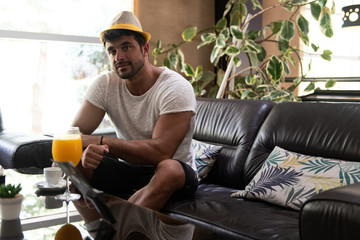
[152,0,335,101]
[0,183,23,220]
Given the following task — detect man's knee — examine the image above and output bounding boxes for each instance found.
[155,159,185,190]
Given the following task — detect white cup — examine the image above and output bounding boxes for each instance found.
[44,167,62,186]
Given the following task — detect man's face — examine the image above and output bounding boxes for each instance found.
[105,35,145,79]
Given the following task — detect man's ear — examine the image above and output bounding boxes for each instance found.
[142,43,150,57]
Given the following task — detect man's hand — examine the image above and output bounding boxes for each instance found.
[82,144,109,170]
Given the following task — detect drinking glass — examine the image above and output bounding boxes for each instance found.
[52,127,82,204]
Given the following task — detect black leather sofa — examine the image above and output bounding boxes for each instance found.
[164,98,360,240]
[2,99,360,239]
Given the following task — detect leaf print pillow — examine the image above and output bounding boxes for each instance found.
[231,146,360,210]
[192,139,222,182]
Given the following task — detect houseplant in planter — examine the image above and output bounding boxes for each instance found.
[0,183,23,239]
[152,0,335,101]
[0,183,23,220]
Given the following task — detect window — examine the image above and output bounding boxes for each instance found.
[299,1,360,95]
[0,0,133,133]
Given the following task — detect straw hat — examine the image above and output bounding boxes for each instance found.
[100,11,151,43]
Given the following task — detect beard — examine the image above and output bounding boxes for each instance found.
[113,56,145,80]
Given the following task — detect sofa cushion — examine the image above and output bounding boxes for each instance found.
[164,183,300,240]
[192,139,222,182]
[245,102,360,186]
[233,146,360,210]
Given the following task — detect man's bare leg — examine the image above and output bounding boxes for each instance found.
[128,159,185,211]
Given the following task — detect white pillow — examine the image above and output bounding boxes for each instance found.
[192,139,222,182]
[232,146,360,210]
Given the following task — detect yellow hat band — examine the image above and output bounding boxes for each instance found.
[99,23,151,43]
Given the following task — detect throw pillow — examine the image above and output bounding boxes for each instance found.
[232,146,360,210]
[192,139,222,182]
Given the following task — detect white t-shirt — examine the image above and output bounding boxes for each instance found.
[85,67,197,171]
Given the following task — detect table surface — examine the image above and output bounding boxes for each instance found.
[2,169,204,240]
[3,169,88,239]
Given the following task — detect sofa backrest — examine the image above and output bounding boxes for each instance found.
[244,102,360,186]
[194,98,275,189]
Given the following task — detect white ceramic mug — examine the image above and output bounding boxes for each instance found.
[44,167,62,186]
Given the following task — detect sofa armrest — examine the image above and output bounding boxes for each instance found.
[0,130,53,173]
[300,183,360,240]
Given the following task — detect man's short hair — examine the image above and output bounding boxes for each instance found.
[102,29,146,48]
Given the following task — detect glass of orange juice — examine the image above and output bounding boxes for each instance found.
[52,126,82,203]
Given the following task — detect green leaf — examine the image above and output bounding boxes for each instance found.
[216,18,227,31]
[199,70,216,89]
[245,40,262,53]
[310,3,321,20]
[201,33,216,42]
[248,52,259,67]
[319,7,333,38]
[297,14,309,35]
[225,45,240,56]
[223,0,233,17]
[156,40,161,49]
[331,0,336,14]
[0,184,22,198]
[220,28,230,41]
[210,46,222,63]
[304,82,315,92]
[177,49,185,71]
[216,34,226,48]
[256,46,267,62]
[270,21,283,34]
[230,26,244,40]
[311,43,319,52]
[245,74,257,85]
[325,79,336,88]
[269,90,290,101]
[198,33,216,49]
[195,65,203,81]
[318,0,327,8]
[235,3,248,23]
[289,55,296,67]
[287,84,296,92]
[266,56,283,81]
[169,52,177,69]
[250,0,262,10]
[183,64,195,77]
[182,26,197,42]
[152,49,158,65]
[283,61,290,75]
[247,30,261,40]
[293,77,302,86]
[280,20,295,41]
[299,31,309,46]
[233,56,242,67]
[321,49,332,61]
[163,58,171,69]
[277,38,289,53]
[230,9,241,26]
[241,89,251,99]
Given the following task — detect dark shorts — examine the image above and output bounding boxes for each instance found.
[90,155,198,199]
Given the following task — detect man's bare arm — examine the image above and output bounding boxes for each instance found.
[72,100,105,136]
[83,111,193,167]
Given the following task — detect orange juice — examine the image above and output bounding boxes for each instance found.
[52,135,82,166]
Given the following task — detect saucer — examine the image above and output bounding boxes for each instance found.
[35,180,66,191]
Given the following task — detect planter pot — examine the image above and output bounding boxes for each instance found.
[0,194,23,220]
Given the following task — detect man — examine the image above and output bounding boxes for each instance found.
[72,10,198,218]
